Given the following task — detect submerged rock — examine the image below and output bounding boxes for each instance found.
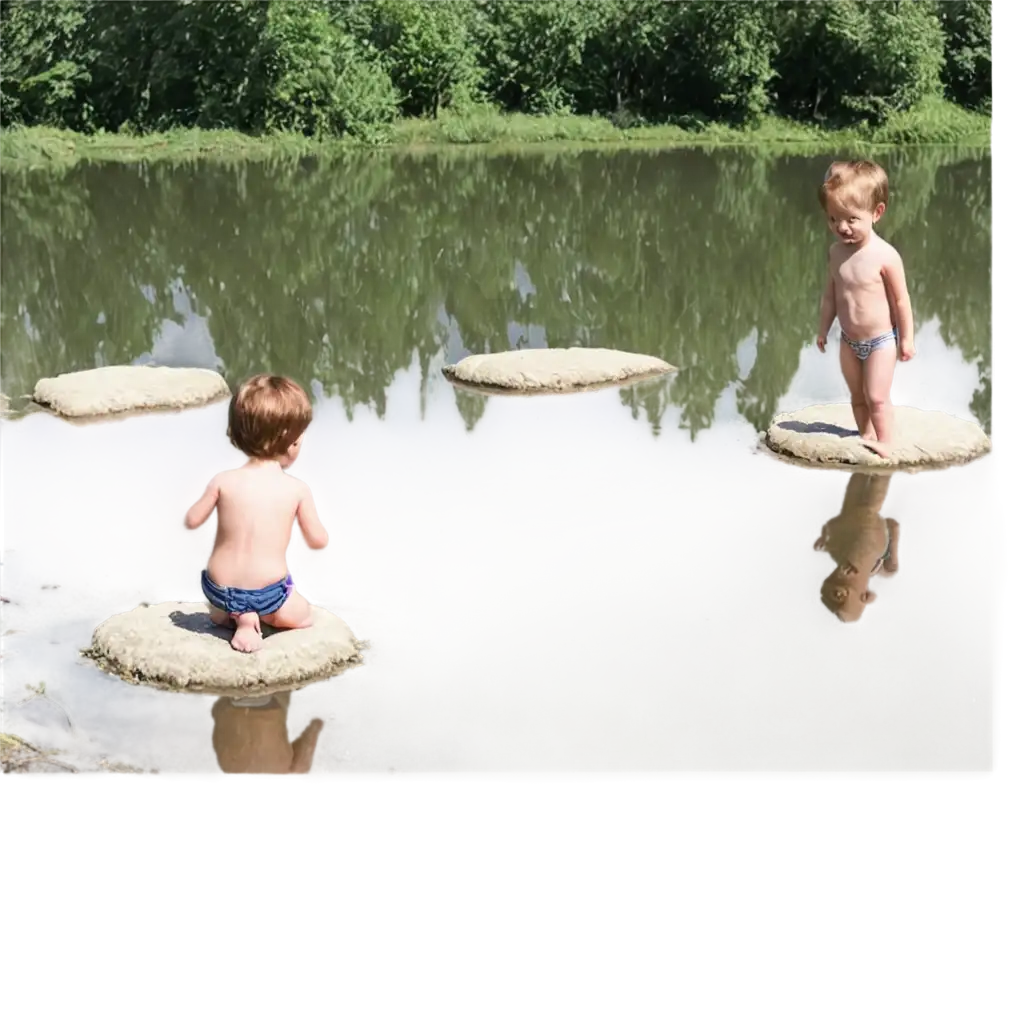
[764,403,991,469]
[34,365,230,418]
[443,347,676,395]
[84,601,363,696]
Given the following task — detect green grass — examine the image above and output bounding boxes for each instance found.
[0,98,990,170]
[0,125,354,169]
[395,96,990,149]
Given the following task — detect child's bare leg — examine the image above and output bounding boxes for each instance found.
[261,589,315,631]
[863,473,891,508]
[839,343,873,439]
[210,606,232,628]
[231,611,264,653]
[861,344,898,457]
[881,518,900,575]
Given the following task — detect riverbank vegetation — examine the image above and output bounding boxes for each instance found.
[0,92,991,169]
[0,0,992,164]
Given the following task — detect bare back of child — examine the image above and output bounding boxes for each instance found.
[185,375,329,653]
[815,160,916,459]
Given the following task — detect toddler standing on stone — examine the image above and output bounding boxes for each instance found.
[816,159,916,458]
[185,374,329,653]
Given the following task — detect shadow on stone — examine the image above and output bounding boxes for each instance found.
[775,420,861,438]
[168,610,284,640]
[169,610,229,638]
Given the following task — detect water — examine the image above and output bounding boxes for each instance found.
[0,147,992,771]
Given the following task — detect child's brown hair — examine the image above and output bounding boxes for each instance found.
[818,159,889,213]
[227,374,312,459]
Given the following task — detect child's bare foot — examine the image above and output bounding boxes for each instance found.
[231,612,264,653]
[861,437,891,459]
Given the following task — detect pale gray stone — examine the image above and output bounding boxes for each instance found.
[443,347,676,394]
[84,601,363,696]
[34,365,230,418]
[765,404,991,468]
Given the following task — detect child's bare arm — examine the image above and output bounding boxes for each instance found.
[296,483,329,549]
[816,254,837,351]
[185,476,220,529]
[289,718,325,773]
[882,251,915,360]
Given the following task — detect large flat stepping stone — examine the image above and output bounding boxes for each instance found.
[443,347,676,395]
[765,403,990,469]
[83,601,363,696]
[34,365,230,418]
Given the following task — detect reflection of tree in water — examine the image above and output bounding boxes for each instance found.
[888,153,991,435]
[0,145,990,434]
[0,165,182,393]
[454,389,488,432]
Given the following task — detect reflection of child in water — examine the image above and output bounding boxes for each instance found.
[814,473,901,622]
[211,691,324,773]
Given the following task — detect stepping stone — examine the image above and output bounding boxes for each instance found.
[443,347,676,394]
[83,601,363,697]
[34,365,230,418]
[764,403,991,469]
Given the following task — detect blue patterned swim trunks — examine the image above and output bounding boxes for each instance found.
[841,327,898,361]
[201,570,294,617]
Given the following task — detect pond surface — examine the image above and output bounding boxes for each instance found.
[0,147,992,770]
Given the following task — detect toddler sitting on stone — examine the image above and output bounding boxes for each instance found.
[185,374,328,653]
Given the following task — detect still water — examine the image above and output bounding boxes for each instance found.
[0,147,992,770]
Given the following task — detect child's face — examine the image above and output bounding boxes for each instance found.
[825,197,884,247]
[820,571,876,622]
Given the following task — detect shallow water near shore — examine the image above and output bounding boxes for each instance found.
[0,146,992,770]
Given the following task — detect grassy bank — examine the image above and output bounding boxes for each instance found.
[0,98,990,170]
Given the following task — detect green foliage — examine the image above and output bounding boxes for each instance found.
[471,0,776,125]
[339,0,481,117]
[773,0,946,126]
[247,1,397,138]
[0,0,95,128]
[688,0,777,125]
[473,0,609,114]
[0,0,993,137]
[123,0,268,131]
[938,1,991,112]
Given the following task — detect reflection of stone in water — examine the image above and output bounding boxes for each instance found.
[211,691,324,774]
[454,388,488,432]
[814,473,901,623]
[133,278,224,373]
